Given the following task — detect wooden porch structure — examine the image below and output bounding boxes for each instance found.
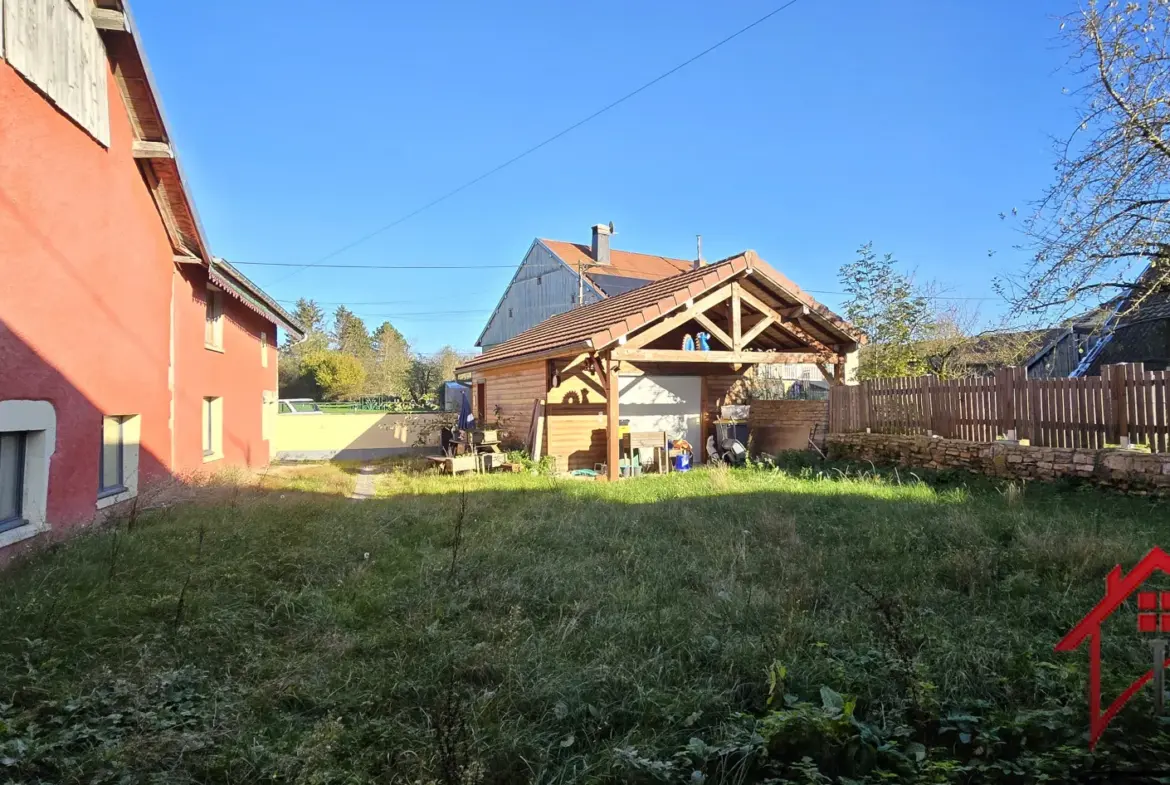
[458,251,864,480]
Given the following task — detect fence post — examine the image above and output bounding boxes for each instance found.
[1106,364,1128,446]
[860,380,871,433]
[996,368,1015,440]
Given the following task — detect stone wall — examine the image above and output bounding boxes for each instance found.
[750,400,829,453]
[826,432,1170,494]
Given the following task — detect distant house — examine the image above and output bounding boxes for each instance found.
[477,224,693,351]
[0,0,302,551]
[477,223,854,382]
[459,251,864,476]
[915,329,1077,379]
[1072,265,1170,376]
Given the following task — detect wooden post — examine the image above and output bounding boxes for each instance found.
[606,354,620,481]
[860,379,872,432]
[730,282,742,351]
[699,376,709,462]
[996,368,1015,439]
[1105,364,1124,446]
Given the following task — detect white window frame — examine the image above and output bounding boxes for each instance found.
[0,401,56,549]
[96,414,141,510]
[204,285,224,352]
[202,397,223,462]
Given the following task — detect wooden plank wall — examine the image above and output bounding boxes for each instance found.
[476,361,546,446]
[546,356,608,471]
[3,0,111,146]
[828,363,1170,451]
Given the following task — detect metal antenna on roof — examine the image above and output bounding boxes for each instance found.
[695,235,704,270]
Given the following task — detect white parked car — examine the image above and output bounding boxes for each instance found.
[277,398,323,415]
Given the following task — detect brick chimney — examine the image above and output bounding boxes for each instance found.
[591,224,611,265]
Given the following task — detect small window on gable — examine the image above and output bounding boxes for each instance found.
[508,308,513,318]
[205,286,224,351]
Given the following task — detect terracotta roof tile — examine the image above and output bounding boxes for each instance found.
[459,251,865,371]
[540,239,694,288]
[461,255,748,370]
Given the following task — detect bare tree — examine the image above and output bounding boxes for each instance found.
[1004,1,1170,320]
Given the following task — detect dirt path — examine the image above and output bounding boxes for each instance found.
[350,465,377,500]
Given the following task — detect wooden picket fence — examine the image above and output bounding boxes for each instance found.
[828,363,1170,452]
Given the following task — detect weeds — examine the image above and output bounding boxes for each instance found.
[1,462,1169,781]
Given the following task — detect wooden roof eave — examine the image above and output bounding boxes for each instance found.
[97,1,213,262]
[741,255,866,349]
[457,340,595,374]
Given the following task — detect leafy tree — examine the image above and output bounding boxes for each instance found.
[839,243,935,380]
[285,299,328,353]
[302,351,367,400]
[370,321,411,396]
[431,345,468,383]
[1005,1,1170,320]
[331,306,373,362]
[279,298,329,397]
[406,355,443,406]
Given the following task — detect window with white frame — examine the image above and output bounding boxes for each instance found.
[99,416,126,496]
[0,400,56,548]
[204,286,224,351]
[202,397,223,461]
[0,432,28,534]
[96,415,141,509]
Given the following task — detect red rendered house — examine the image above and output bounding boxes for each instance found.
[0,0,303,552]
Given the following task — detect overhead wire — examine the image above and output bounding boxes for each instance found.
[266,0,806,285]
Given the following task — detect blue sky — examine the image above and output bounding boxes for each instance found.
[132,0,1075,353]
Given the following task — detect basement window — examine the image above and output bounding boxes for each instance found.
[0,401,56,549]
[97,415,141,510]
[0,433,27,533]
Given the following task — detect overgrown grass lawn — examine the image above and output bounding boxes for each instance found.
[4,460,1170,783]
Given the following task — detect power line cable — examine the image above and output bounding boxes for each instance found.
[268,0,805,285]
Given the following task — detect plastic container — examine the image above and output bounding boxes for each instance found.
[672,453,692,472]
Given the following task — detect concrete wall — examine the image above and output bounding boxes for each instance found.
[274,413,448,461]
[827,432,1170,495]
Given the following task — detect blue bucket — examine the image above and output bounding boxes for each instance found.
[672,453,691,472]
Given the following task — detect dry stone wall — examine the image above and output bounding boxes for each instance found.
[827,432,1170,494]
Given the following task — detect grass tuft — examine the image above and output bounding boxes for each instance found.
[2,459,1169,781]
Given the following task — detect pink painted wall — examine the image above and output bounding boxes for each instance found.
[173,264,277,473]
[0,61,173,527]
[0,57,278,535]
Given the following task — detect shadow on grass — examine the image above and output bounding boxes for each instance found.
[2,466,1169,782]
